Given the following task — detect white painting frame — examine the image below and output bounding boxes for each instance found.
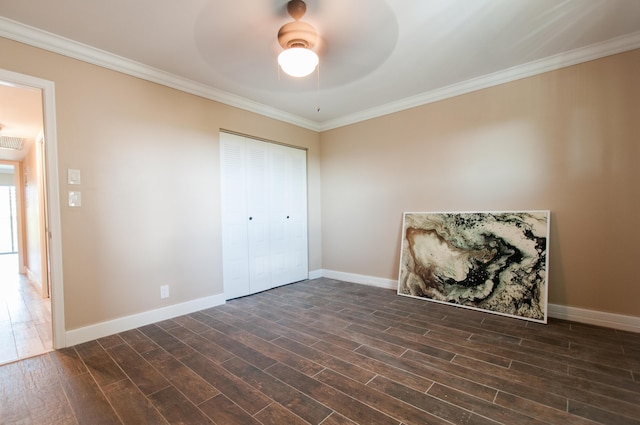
[397,210,550,323]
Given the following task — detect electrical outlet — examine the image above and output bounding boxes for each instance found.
[160,285,169,299]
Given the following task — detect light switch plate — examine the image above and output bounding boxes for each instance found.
[68,168,81,185]
[68,191,82,207]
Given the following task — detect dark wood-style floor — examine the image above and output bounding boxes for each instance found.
[1,278,639,425]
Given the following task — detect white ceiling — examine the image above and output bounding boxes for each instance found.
[1,0,640,132]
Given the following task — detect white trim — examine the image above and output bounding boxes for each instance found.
[547,304,640,334]
[0,17,320,132]
[320,269,397,290]
[308,269,323,280]
[24,266,37,287]
[65,294,227,347]
[318,269,640,333]
[2,17,640,132]
[0,68,66,349]
[319,31,640,131]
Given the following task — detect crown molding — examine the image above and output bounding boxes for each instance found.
[0,17,321,132]
[2,17,639,133]
[320,30,640,131]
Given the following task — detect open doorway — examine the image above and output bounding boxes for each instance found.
[0,78,53,364]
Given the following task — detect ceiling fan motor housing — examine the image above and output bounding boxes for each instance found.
[278,20,318,49]
[278,0,318,49]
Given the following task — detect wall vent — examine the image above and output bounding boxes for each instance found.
[0,136,25,150]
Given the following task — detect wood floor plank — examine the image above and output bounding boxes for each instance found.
[253,402,311,425]
[0,361,31,423]
[386,326,512,367]
[97,334,125,350]
[0,329,18,364]
[199,328,277,369]
[177,332,236,363]
[198,393,262,425]
[22,379,76,424]
[276,318,364,351]
[349,323,456,361]
[145,353,219,405]
[509,360,640,419]
[319,412,360,425]
[318,368,463,425]
[221,356,332,424]
[118,329,160,355]
[494,391,605,425]
[103,379,169,425]
[181,351,272,415]
[74,340,126,388]
[265,362,400,425]
[60,372,122,425]
[138,324,195,359]
[223,329,326,376]
[401,348,569,410]
[148,386,213,425]
[17,356,71,424]
[568,399,640,425]
[426,382,549,425]
[2,278,639,425]
[356,344,499,403]
[272,336,377,384]
[175,313,216,334]
[312,339,434,393]
[48,347,87,377]
[17,354,58,387]
[106,343,170,395]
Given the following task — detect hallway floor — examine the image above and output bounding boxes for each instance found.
[0,254,52,365]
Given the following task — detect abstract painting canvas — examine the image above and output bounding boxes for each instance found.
[397,211,550,323]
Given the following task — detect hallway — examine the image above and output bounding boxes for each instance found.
[0,253,52,365]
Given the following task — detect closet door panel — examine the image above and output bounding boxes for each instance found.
[269,144,308,287]
[268,144,291,287]
[246,139,271,293]
[285,146,309,284]
[220,135,250,299]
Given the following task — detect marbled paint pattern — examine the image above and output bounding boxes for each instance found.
[398,211,549,322]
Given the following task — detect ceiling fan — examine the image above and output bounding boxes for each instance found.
[277,0,319,77]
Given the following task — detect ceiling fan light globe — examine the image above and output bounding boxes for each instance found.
[278,48,318,78]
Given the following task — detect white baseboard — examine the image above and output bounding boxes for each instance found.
[65,293,227,347]
[308,269,324,280]
[25,266,40,287]
[63,271,640,347]
[320,269,397,290]
[318,269,640,333]
[547,304,640,333]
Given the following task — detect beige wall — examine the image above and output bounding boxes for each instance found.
[320,49,640,317]
[0,37,321,330]
[1,34,638,330]
[23,141,45,294]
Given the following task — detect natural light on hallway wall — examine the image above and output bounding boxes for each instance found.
[277,0,319,77]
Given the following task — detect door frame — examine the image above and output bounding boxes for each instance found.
[0,68,66,349]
